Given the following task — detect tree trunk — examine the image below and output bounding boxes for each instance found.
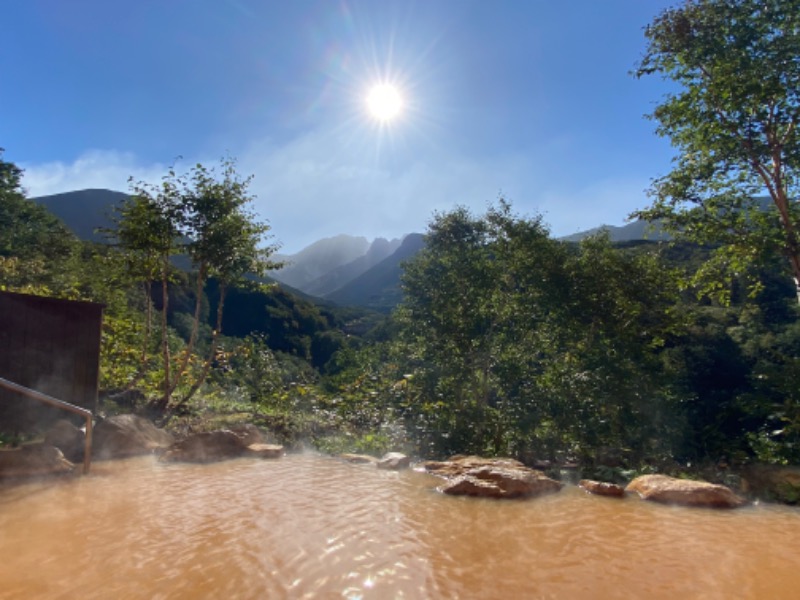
[154,261,171,413]
[768,188,800,305]
[126,280,153,391]
[175,283,227,407]
[169,263,206,395]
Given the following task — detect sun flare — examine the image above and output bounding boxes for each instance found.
[366,84,403,122]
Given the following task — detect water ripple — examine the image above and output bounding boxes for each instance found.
[1,455,800,599]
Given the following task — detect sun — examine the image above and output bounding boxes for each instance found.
[366,84,403,122]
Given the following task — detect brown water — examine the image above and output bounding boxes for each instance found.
[1,454,799,599]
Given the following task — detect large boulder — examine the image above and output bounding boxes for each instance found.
[422,455,526,477]
[161,430,284,463]
[161,430,246,463]
[0,444,76,478]
[626,474,745,508]
[227,423,264,446]
[423,456,562,499]
[242,443,284,459]
[44,419,86,463]
[93,414,175,460]
[578,479,626,498]
[377,452,411,470]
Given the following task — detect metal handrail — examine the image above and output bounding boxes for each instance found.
[0,376,93,474]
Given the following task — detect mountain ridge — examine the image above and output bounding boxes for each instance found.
[270,234,371,290]
[302,236,403,297]
[325,233,426,312]
[31,188,668,310]
[32,188,129,242]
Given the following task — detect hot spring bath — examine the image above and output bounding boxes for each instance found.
[1,453,799,599]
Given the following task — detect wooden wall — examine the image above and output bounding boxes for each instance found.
[0,291,103,431]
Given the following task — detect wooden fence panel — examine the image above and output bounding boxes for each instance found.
[0,291,103,432]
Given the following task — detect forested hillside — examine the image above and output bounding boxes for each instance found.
[33,189,129,242]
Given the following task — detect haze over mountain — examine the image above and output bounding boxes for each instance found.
[326,233,426,312]
[270,235,371,291]
[302,236,403,297]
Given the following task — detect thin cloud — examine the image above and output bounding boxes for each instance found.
[239,128,541,251]
[20,150,167,197]
[19,131,651,254]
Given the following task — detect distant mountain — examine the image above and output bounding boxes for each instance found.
[32,189,129,242]
[303,236,403,297]
[30,187,679,312]
[326,233,426,312]
[559,220,667,243]
[321,220,672,310]
[271,235,370,291]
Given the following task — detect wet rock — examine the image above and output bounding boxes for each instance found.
[740,465,800,504]
[93,414,175,459]
[0,444,75,478]
[578,479,626,498]
[161,430,245,463]
[44,419,85,463]
[243,443,284,459]
[340,453,379,464]
[377,452,410,470]
[424,456,562,499]
[442,466,563,499]
[626,474,745,508]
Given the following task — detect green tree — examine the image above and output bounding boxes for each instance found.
[396,204,682,459]
[176,158,279,405]
[0,149,77,295]
[561,237,685,460]
[116,157,278,412]
[0,149,73,267]
[118,166,185,408]
[633,0,800,303]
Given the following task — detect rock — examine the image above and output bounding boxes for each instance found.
[44,419,85,463]
[424,456,562,499]
[228,423,264,446]
[93,414,175,460]
[442,466,563,499]
[0,444,76,478]
[161,430,245,463]
[625,474,745,508]
[162,426,286,464]
[377,452,410,470]
[340,453,379,464]
[422,455,526,477]
[243,443,284,459]
[578,479,626,498]
[741,465,800,504]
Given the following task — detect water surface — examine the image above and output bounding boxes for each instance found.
[1,454,799,599]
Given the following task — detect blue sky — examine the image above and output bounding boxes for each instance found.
[3,0,677,254]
